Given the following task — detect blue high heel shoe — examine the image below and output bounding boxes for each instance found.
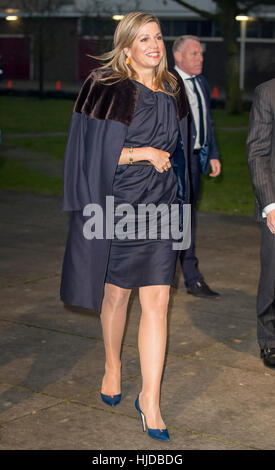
[135,394,170,441]
[101,393,122,407]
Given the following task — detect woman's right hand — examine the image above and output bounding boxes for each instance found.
[147,147,171,173]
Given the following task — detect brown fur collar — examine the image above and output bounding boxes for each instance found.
[74,68,189,126]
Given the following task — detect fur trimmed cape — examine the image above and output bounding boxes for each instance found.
[60,68,190,312]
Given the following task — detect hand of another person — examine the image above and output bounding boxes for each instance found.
[267,209,275,234]
[209,159,221,177]
[147,147,171,173]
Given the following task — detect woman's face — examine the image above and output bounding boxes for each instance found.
[125,21,164,75]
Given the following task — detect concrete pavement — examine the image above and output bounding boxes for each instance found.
[0,188,274,450]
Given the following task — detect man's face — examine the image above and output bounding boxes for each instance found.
[174,39,203,76]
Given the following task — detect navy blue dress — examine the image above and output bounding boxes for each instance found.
[105,81,180,288]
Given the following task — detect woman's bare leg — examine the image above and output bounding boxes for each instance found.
[138,285,170,429]
[100,283,131,396]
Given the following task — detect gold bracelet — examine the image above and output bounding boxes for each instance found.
[129,147,133,164]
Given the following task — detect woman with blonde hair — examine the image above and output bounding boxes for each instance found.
[60,11,189,441]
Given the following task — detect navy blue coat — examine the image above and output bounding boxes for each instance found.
[60,69,190,312]
[190,74,220,161]
[171,70,220,174]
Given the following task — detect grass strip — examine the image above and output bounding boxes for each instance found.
[0,157,62,196]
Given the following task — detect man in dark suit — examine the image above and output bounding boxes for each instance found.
[247,78,275,368]
[172,35,221,298]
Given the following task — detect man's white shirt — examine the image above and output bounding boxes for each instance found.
[263,203,275,218]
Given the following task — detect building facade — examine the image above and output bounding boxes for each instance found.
[0,0,274,91]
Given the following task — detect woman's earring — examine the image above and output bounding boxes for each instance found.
[126,56,131,65]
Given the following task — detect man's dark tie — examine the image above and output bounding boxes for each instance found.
[189,77,205,147]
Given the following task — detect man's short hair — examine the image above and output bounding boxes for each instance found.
[172,35,201,54]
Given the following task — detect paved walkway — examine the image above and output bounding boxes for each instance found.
[1,179,274,450]
[0,79,254,103]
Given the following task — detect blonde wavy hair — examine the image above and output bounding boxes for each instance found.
[92,11,178,95]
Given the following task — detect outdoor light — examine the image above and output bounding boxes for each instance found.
[235,15,249,21]
[6,15,18,21]
[112,15,124,21]
[235,15,254,90]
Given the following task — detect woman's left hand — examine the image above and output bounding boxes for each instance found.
[147,147,171,173]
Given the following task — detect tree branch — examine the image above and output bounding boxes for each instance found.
[170,0,217,20]
[240,0,275,14]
